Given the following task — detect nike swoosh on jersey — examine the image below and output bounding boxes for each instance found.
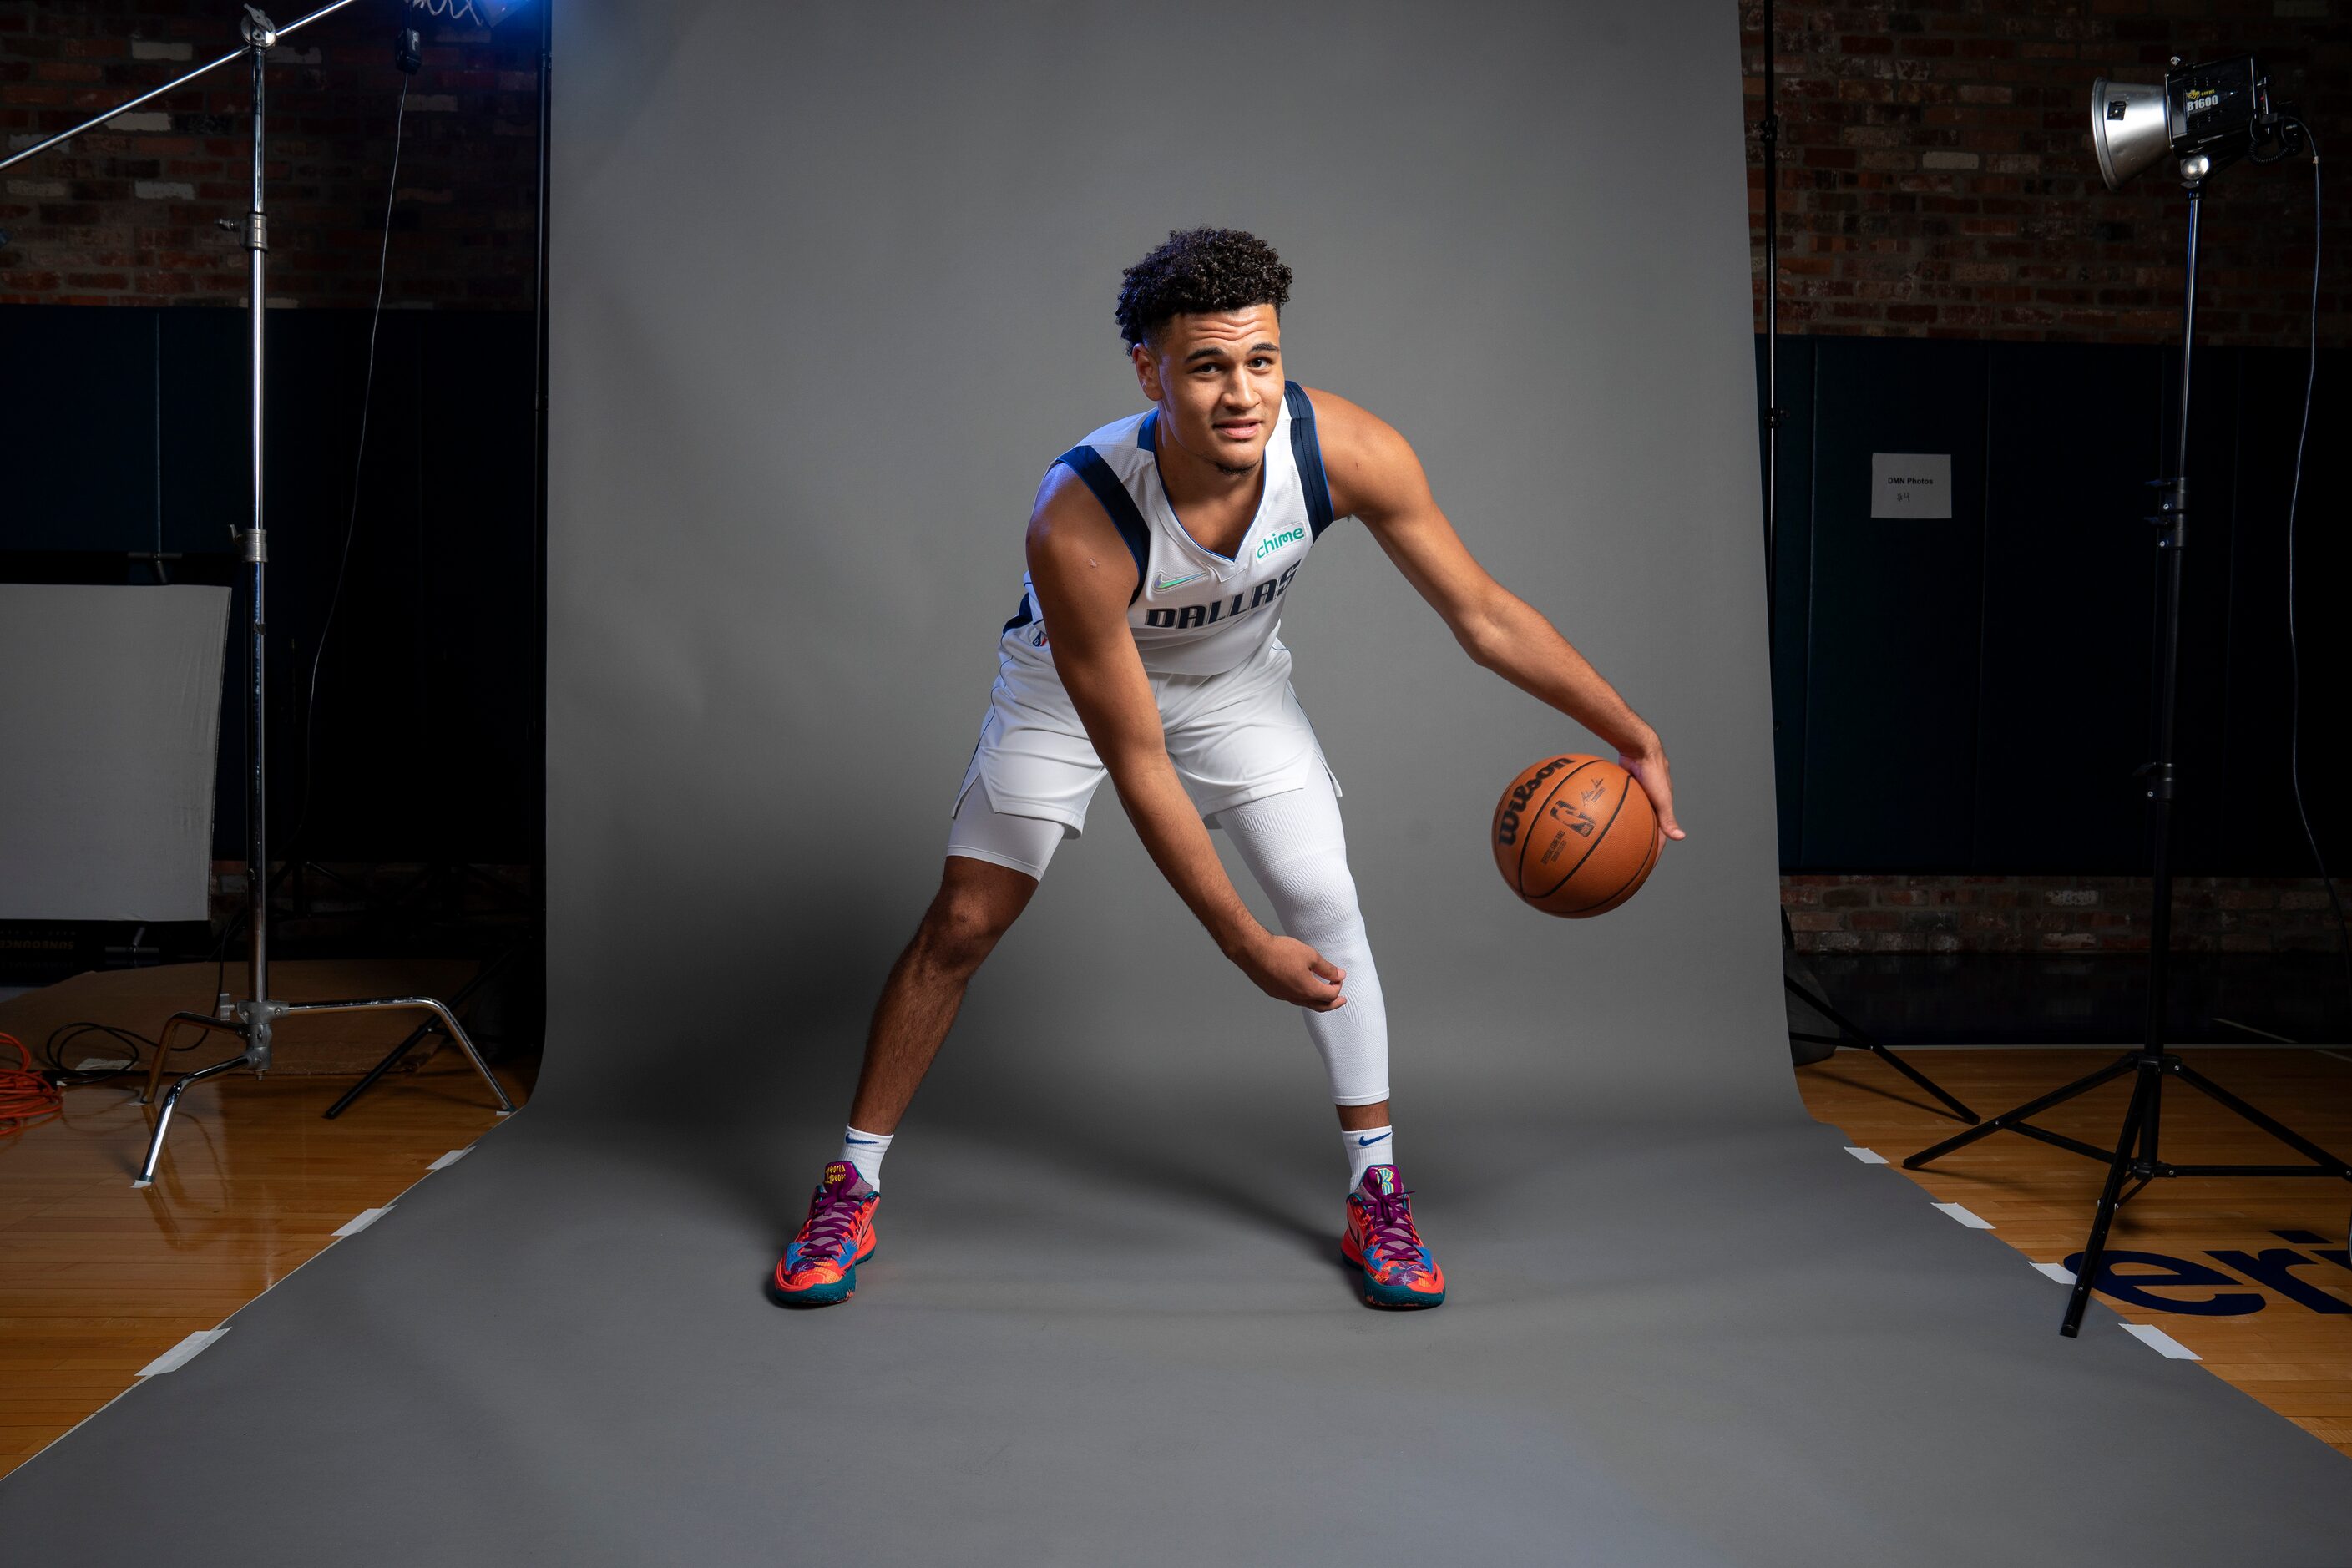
[1153,569,1206,591]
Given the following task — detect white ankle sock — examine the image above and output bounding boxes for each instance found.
[1343,1124,1394,1191]
[838,1125,893,1189]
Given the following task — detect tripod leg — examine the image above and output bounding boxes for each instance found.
[1783,976,1979,1123]
[1865,1041,1980,1125]
[324,947,518,1120]
[134,1054,252,1188]
[323,1019,438,1120]
[141,1015,185,1107]
[139,1012,242,1106]
[1905,1051,2137,1170]
[279,998,516,1115]
[2170,1060,2352,1175]
[2062,1060,2158,1338]
[419,1000,516,1115]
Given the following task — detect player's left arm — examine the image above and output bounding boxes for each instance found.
[1308,387,1685,841]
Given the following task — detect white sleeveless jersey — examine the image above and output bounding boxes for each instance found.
[999,381,1339,678]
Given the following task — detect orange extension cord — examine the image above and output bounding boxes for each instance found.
[0,1031,64,1135]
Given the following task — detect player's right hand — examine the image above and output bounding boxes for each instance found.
[1238,933,1347,1013]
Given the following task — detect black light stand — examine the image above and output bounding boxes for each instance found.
[1904,149,2349,1338]
[0,3,516,1186]
[1755,0,1975,1125]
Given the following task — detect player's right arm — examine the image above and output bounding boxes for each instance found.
[1024,466,1345,1014]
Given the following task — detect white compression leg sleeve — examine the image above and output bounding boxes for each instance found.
[1213,770,1390,1105]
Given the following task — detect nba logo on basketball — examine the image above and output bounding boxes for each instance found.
[1546,797,1596,837]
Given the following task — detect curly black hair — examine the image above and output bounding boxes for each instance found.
[1115,228,1292,350]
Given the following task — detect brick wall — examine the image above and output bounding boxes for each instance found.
[10,8,2340,326]
[210,860,533,930]
[1783,874,2352,954]
[1743,0,2350,348]
[0,2,536,308]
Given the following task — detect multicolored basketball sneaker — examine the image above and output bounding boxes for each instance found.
[770,1161,879,1308]
[1341,1164,1446,1308]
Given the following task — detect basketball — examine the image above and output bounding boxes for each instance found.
[1490,754,1662,917]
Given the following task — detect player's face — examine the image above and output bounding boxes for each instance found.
[1131,306,1284,477]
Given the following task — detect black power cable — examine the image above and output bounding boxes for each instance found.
[282,69,412,864]
[29,1016,225,1090]
[2273,124,2349,1032]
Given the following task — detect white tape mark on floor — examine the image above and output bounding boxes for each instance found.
[333,1206,392,1238]
[74,1056,134,1073]
[2032,1261,2077,1284]
[1932,1201,1994,1229]
[2122,1323,2202,1360]
[427,1147,472,1171]
[1844,1146,1888,1165]
[138,1328,228,1377]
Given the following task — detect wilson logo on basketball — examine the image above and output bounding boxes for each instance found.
[1493,756,1573,847]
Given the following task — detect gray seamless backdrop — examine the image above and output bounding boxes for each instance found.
[541,0,1792,1127]
[3,4,2347,1565]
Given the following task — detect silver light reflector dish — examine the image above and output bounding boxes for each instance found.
[2092,78,2170,190]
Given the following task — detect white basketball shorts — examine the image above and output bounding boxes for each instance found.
[947,635,1341,880]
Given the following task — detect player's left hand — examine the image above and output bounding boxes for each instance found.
[1617,742,1686,843]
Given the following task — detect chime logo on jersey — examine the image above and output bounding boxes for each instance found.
[1140,562,1301,630]
[1254,524,1306,561]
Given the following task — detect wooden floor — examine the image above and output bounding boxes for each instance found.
[3,1034,2346,1479]
[1794,1045,2352,1459]
[0,1046,534,1480]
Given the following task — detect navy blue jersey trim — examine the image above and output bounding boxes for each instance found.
[1054,444,1151,604]
[1137,408,1158,453]
[1002,589,1034,634]
[1284,382,1337,538]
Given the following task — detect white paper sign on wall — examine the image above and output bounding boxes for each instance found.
[1870,453,1953,518]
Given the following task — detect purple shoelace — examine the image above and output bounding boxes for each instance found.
[1358,1187,1424,1269]
[794,1186,867,1264]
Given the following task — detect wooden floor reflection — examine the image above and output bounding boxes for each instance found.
[1797,1045,2352,1459]
[1,1048,534,1478]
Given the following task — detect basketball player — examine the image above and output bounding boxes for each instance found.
[772,229,1683,1310]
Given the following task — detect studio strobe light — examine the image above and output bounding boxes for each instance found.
[2092,54,2299,190]
[1909,56,2340,1338]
